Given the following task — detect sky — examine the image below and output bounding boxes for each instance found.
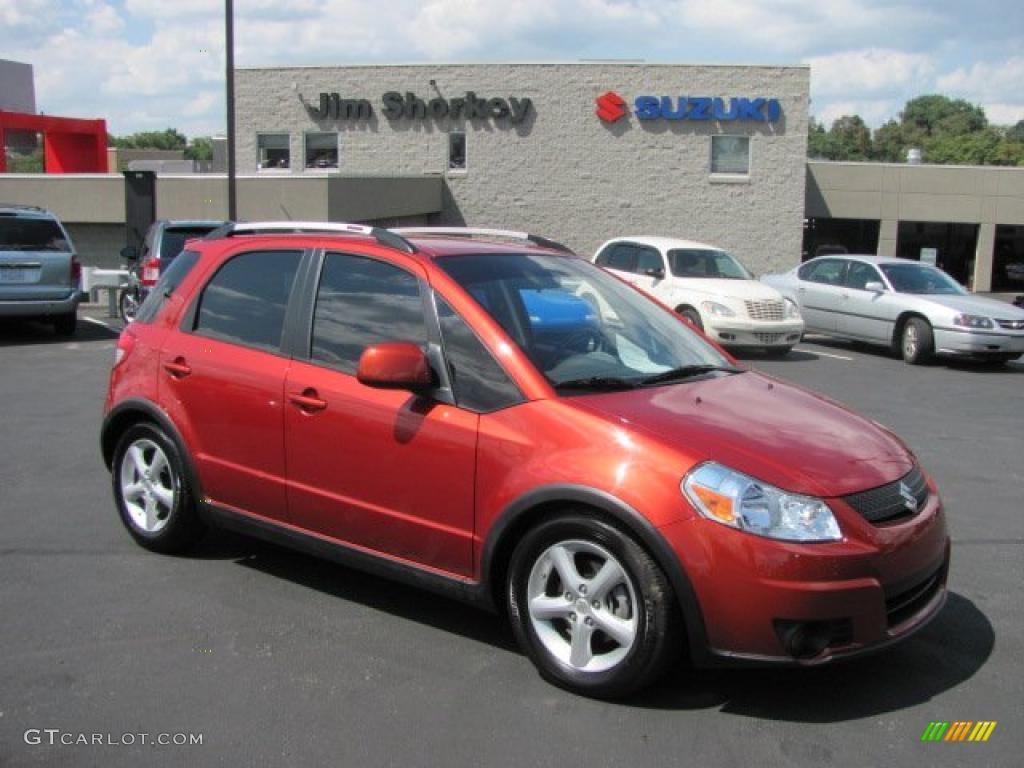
[2,0,1023,139]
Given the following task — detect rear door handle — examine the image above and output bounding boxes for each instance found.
[289,388,327,413]
[163,357,192,378]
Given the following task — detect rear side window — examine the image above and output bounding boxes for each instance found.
[134,250,200,324]
[435,296,523,412]
[311,252,428,374]
[193,250,302,352]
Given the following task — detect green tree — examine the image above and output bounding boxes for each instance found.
[184,136,213,163]
[1006,120,1024,143]
[871,119,907,162]
[830,115,872,160]
[109,128,187,150]
[901,94,987,137]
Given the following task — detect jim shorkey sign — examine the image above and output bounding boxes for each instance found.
[308,91,534,124]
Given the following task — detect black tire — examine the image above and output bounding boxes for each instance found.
[111,423,205,553]
[119,289,140,324]
[679,307,704,332]
[900,317,934,365]
[54,312,77,336]
[507,513,681,699]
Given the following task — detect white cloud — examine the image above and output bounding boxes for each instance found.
[982,103,1024,126]
[937,56,1024,102]
[815,99,902,128]
[806,49,934,97]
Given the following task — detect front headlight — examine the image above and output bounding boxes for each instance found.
[784,298,802,319]
[701,300,736,318]
[952,314,993,329]
[682,462,841,542]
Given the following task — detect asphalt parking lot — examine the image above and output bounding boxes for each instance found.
[1,307,1021,768]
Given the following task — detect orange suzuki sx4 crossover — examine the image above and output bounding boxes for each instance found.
[102,225,949,698]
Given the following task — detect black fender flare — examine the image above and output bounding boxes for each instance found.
[481,484,711,665]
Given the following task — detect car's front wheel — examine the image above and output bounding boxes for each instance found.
[507,513,680,699]
[112,423,205,553]
[901,318,934,365]
[678,307,704,332]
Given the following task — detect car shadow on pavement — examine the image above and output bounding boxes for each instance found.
[228,536,519,653]
[633,591,994,720]
[732,349,819,363]
[0,317,119,347]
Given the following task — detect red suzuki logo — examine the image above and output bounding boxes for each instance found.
[595,91,627,122]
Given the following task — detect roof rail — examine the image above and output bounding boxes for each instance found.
[0,204,49,213]
[205,221,417,254]
[390,227,575,254]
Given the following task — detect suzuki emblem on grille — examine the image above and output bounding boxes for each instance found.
[899,482,918,512]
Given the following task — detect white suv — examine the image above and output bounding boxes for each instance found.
[594,236,803,355]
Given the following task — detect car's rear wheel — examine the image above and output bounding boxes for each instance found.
[901,318,934,365]
[119,289,140,324]
[54,312,76,336]
[678,307,704,331]
[112,423,204,553]
[507,513,680,699]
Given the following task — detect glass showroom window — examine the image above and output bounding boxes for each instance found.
[710,135,750,175]
[448,131,467,172]
[257,134,290,170]
[305,132,339,170]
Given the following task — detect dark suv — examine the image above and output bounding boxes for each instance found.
[102,223,949,698]
[0,204,80,335]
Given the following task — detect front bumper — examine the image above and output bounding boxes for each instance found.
[933,326,1024,359]
[0,291,80,318]
[662,481,951,665]
[706,318,804,349]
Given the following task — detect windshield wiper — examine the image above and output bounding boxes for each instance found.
[554,376,639,392]
[639,365,743,386]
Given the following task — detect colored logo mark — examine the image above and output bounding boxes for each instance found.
[595,91,627,123]
[921,721,997,742]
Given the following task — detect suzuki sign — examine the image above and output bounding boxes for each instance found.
[596,91,782,123]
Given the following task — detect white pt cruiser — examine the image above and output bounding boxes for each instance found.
[593,236,804,355]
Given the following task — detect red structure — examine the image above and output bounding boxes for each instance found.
[0,110,107,173]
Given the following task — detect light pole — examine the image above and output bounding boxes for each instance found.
[225,0,237,220]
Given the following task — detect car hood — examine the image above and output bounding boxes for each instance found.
[914,293,1024,320]
[674,279,785,303]
[572,371,913,498]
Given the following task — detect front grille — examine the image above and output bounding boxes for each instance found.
[754,332,784,344]
[744,299,785,321]
[885,566,943,628]
[995,318,1024,330]
[843,466,929,525]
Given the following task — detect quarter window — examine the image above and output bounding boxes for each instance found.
[311,253,428,374]
[845,262,884,290]
[193,250,302,351]
[711,135,750,175]
[435,296,522,412]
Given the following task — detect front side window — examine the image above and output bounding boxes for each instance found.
[635,247,665,275]
[448,132,466,171]
[193,250,302,351]
[436,253,732,392]
[257,133,290,170]
[711,135,750,175]
[305,132,339,170]
[435,296,522,412]
[667,249,752,279]
[845,261,884,290]
[311,252,428,374]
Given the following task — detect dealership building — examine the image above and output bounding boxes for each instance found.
[233,62,810,275]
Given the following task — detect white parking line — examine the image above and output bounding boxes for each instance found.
[795,347,854,361]
[82,316,121,333]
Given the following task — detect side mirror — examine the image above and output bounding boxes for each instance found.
[357,342,434,392]
[120,245,139,261]
[864,281,886,293]
[644,268,666,280]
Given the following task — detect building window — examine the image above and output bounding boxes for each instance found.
[305,132,339,170]
[257,133,290,170]
[710,135,750,176]
[448,131,467,172]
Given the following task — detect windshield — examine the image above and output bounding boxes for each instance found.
[667,249,752,279]
[0,217,71,252]
[435,253,733,392]
[879,263,966,295]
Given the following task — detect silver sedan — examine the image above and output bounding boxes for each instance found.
[762,255,1024,365]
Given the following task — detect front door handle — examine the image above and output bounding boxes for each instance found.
[163,357,192,378]
[289,388,327,413]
